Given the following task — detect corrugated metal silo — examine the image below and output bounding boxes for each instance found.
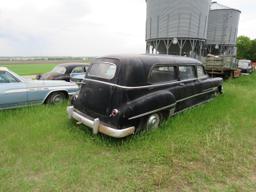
[145,0,211,57]
[206,1,241,55]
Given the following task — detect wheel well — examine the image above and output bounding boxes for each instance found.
[44,91,69,104]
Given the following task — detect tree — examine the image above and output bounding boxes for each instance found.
[249,39,256,61]
[236,36,252,59]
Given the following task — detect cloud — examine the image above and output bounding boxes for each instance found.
[0,0,146,56]
[0,0,255,56]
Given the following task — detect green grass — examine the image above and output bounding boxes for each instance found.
[2,64,56,75]
[0,74,256,191]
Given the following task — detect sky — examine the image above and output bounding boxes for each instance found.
[0,0,255,56]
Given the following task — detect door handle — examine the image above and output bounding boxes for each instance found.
[179,83,185,86]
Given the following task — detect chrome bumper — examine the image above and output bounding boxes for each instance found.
[67,106,135,138]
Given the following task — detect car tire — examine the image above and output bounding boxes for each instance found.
[136,112,164,133]
[46,92,67,104]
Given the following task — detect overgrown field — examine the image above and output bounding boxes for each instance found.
[0,74,256,191]
[2,64,56,75]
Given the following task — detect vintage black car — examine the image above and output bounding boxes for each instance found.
[67,54,223,138]
[36,63,89,82]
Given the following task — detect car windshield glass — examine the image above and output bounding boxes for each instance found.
[88,62,117,80]
[51,66,66,74]
[0,71,19,83]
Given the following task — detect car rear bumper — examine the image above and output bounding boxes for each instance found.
[67,106,135,138]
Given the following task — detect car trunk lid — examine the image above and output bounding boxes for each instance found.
[74,58,120,118]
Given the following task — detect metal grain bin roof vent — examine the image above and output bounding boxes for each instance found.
[145,0,211,58]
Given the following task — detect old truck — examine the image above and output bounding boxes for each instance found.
[202,55,240,79]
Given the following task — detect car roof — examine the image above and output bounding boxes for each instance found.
[95,54,201,67]
[239,59,251,62]
[93,54,201,86]
[58,63,89,67]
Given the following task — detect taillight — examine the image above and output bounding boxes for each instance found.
[110,109,119,117]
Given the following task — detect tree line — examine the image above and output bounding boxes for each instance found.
[237,36,256,61]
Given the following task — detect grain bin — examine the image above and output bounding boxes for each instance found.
[145,0,211,57]
[206,1,241,55]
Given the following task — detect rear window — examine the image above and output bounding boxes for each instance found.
[179,66,196,80]
[52,66,66,74]
[88,62,117,80]
[71,66,85,74]
[149,66,177,84]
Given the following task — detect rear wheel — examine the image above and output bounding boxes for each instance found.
[46,92,67,104]
[136,112,165,133]
[145,113,161,130]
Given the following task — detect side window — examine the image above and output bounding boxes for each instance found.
[71,66,84,74]
[179,66,196,80]
[0,71,19,83]
[197,66,207,78]
[149,66,177,84]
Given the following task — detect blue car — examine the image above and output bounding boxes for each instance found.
[0,67,79,110]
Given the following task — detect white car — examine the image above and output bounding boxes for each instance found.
[238,60,253,73]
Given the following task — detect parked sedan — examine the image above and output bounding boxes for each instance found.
[67,54,223,138]
[0,67,79,110]
[36,63,89,82]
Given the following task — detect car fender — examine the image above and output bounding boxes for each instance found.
[42,89,69,104]
[120,91,176,120]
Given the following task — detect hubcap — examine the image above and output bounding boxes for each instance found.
[146,114,160,130]
[52,94,64,103]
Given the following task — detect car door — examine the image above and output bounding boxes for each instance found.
[175,65,198,111]
[0,71,27,109]
[197,65,218,101]
[25,81,50,105]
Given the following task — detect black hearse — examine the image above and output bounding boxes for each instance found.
[67,54,223,138]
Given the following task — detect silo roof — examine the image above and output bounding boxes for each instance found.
[211,1,241,12]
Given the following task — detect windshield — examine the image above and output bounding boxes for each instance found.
[88,62,117,80]
[0,70,23,83]
[51,66,66,74]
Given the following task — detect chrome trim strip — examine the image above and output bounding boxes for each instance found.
[5,89,28,94]
[128,103,176,120]
[172,98,214,116]
[176,87,217,103]
[83,78,198,90]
